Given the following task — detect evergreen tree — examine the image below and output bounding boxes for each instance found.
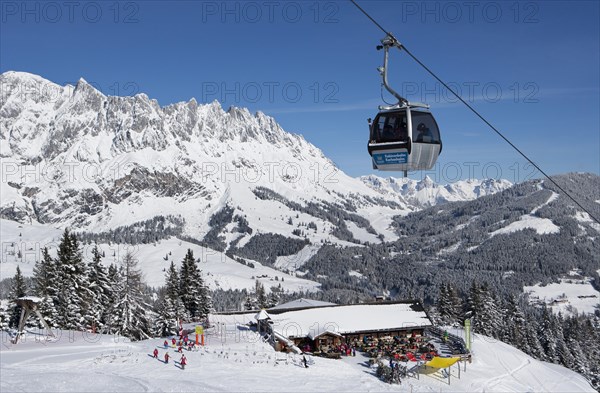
[448,285,464,324]
[32,247,59,328]
[579,317,600,389]
[268,284,282,308]
[243,295,255,311]
[166,261,188,321]
[154,262,186,337]
[87,244,112,331]
[437,283,462,326]
[563,316,589,376]
[104,263,122,334]
[36,297,59,329]
[0,304,10,331]
[55,230,93,330]
[502,295,527,351]
[435,284,449,324]
[255,280,268,309]
[198,277,212,320]
[112,252,152,341]
[179,249,210,320]
[33,247,53,297]
[8,266,27,328]
[554,313,575,369]
[154,294,178,337]
[523,310,545,360]
[465,283,502,337]
[538,307,558,363]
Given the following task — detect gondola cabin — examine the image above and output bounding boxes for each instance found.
[368,105,442,172]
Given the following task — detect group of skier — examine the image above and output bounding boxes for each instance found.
[152,346,188,369]
[163,336,197,352]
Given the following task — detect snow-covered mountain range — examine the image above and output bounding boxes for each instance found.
[360,175,512,208]
[0,71,510,251]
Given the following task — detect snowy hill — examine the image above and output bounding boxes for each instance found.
[360,175,512,208]
[300,173,600,304]
[0,323,594,392]
[0,218,320,294]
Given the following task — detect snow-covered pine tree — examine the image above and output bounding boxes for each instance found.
[32,247,59,328]
[268,283,282,308]
[255,280,268,309]
[436,284,459,326]
[501,295,527,351]
[447,284,463,325]
[104,263,122,334]
[87,244,112,331]
[33,247,52,296]
[433,284,448,325]
[112,252,152,341]
[8,266,27,328]
[562,316,589,377]
[243,295,255,311]
[166,261,188,321]
[578,317,600,389]
[553,312,575,369]
[538,307,559,363]
[0,304,9,331]
[179,249,210,320]
[154,294,178,337]
[198,276,212,321]
[55,230,93,330]
[523,309,546,360]
[468,283,501,337]
[154,261,187,337]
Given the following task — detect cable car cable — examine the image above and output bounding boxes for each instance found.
[350,0,600,225]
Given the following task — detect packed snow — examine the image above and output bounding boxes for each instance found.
[489,215,560,237]
[348,270,364,279]
[489,191,561,237]
[530,191,559,214]
[344,221,381,244]
[0,321,593,392]
[273,244,321,272]
[573,211,600,233]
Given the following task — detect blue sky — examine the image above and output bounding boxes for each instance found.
[2,0,599,182]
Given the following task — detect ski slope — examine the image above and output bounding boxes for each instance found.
[0,219,320,294]
[0,320,593,392]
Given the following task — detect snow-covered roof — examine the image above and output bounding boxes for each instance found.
[254,309,271,321]
[268,298,336,311]
[311,330,343,339]
[271,302,432,339]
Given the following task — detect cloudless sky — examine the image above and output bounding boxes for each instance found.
[1,0,599,182]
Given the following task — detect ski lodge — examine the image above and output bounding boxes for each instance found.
[262,300,433,353]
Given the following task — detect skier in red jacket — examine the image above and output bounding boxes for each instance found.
[164,352,170,364]
[180,354,187,370]
[153,348,159,358]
